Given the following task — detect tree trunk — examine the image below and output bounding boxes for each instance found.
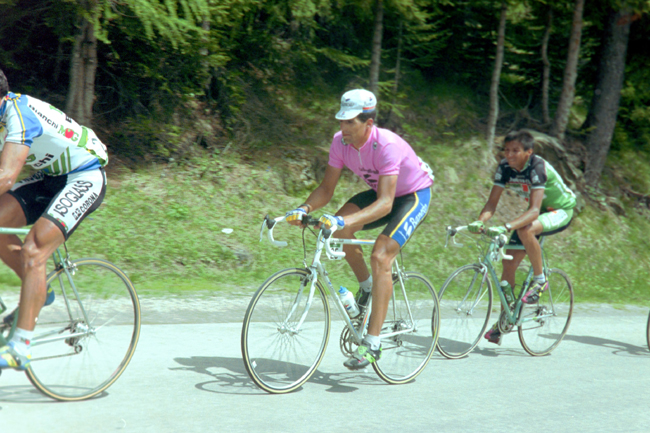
[550,0,585,140]
[201,17,212,94]
[66,16,97,126]
[393,20,403,98]
[541,7,553,125]
[369,0,384,96]
[486,2,507,146]
[582,9,633,188]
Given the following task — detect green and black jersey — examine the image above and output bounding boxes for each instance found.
[494,154,576,212]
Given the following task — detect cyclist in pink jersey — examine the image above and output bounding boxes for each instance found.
[286,89,434,370]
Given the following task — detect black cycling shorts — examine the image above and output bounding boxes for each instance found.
[346,187,431,248]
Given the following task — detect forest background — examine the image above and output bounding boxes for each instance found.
[0,0,649,305]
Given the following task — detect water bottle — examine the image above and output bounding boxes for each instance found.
[500,280,514,305]
[338,286,360,318]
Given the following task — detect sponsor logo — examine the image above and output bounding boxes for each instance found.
[25,154,36,163]
[363,174,378,185]
[72,192,99,221]
[58,125,79,141]
[372,141,377,150]
[51,180,96,218]
[34,153,55,167]
[399,203,429,240]
[28,104,59,129]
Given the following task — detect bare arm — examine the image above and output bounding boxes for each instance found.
[477,185,504,223]
[0,142,29,196]
[342,175,397,228]
[506,188,544,230]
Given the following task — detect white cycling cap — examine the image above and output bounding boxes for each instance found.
[335,89,377,120]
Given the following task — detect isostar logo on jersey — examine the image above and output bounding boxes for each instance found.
[50,180,96,219]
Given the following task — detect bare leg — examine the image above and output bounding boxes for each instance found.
[367,235,400,337]
[335,203,370,283]
[0,194,28,279]
[500,250,527,288]
[17,218,65,331]
[516,220,545,277]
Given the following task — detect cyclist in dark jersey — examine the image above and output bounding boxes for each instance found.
[468,130,576,344]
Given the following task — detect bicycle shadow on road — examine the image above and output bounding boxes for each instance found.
[561,334,650,357]
[171,356,381,395]
[0,384,108,404]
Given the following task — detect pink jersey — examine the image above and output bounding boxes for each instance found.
[328,126,433,197]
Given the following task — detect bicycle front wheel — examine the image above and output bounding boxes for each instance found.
[241,268,330,393]
[372,272,439,385]
[27,258,141,401]
[518,268,573,356]
[437,264,493,359]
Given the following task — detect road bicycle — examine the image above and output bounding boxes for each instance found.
[241,214,439,393]
[0,226,141,401]
[436,225,573,358]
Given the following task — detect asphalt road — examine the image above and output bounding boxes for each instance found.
[0,300,649,433]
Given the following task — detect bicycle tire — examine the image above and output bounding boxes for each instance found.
[436,264,493,359]
[241,268,330,393]
[518,268,573,356]
[26,258,141,401]
[372,272,439,384]
[646,310,650,351]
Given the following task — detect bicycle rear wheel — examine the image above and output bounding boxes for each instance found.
[372,272,439,384]
[241,268,330,393]
[27,258,141,401]
[646,310,650,351]
[437,264,493,359]
[518,268,573,356]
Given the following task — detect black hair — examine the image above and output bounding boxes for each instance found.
[504,130,535,151]
[0,68,8,98]
[357,110,377,123]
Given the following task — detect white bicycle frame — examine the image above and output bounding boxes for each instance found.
[260,215,418,345]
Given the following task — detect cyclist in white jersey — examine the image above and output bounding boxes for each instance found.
[0,68,108,370]
[286,89,434,370]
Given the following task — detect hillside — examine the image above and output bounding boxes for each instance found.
[0,83,648,306]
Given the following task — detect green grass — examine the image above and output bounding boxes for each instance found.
[1,133,646,307]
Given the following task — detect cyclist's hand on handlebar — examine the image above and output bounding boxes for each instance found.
[486,225,507,237]
[319,214,345,230]
[286,208,307,226]
[468,220,485,234]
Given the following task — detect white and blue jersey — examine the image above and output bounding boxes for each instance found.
[0,92,108,175]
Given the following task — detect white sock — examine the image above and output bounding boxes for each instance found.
[533,274,546,283]
[10,327,33,355]
[359,276,373,293]
[364,334,381,351]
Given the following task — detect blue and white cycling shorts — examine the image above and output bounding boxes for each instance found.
[9,168,107,239]
[345,187,431,248]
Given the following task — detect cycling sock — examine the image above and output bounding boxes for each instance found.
[364,334,381,351]
[533,274,546,283]
[359,276,373,293]
[10,327,33,355]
